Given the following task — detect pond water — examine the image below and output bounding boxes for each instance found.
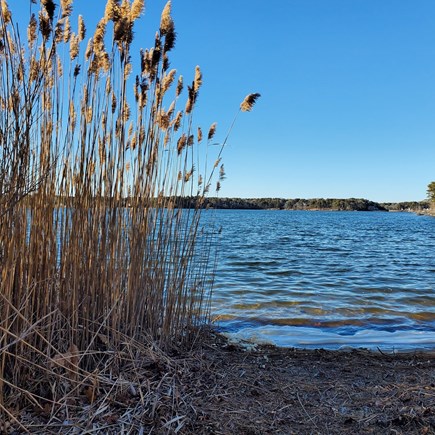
[208,210,435,350]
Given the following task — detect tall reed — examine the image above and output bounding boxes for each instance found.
[0,0,259,421]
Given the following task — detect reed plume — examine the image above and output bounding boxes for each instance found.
[78,15,86,41]
[27,14,37,46]
[194,65,202,91]
[160,1,172,34]
[176,75,183,96]
[240,92,261,112]
[1,0,11,24]
[130,0,144,21]
[208,122,217,140]
[60,0,73,17]
[41,0,56,22]
[197,126,203,143]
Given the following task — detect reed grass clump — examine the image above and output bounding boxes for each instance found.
[0,0,259,428]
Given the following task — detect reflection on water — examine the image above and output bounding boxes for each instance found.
[207,210,435,350]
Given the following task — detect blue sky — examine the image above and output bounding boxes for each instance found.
[13,0,435,202]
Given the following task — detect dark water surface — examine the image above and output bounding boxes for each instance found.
[208,210,435,350]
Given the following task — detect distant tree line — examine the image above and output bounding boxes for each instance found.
[181,197,388,211]
[42,195,433,212]
[284,198,386,211]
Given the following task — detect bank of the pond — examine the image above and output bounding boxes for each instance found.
[5,331,435,434]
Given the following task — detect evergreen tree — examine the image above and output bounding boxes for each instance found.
[427,181,435,203]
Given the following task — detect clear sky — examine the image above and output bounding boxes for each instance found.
[12,0,435,202]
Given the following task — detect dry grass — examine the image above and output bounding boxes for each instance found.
[0,0,258,430]
[1,332,434,433]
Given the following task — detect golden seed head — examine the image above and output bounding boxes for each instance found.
[131,135,137,150]
[161,69,176,93]
[30,57,38,82]
[167,101,175,118]
[176,75,183,97]
[94,19,107,55]
[184,168,193,182]
[177,133,187,154]
[114,16,132,44]
[17,64,24,82]
[124,62,132,79]
[60,0,73,18]
[28,13,37,46]
[185,97,192,115]
[139,91,147,109]
[1,1,11,24]
[123,101,130,122]
[194,66,202,92]
[57,57,63,76]
[197,127,203,143]
[130,0,144,21]
[43,92,52,111]
[208,122,217,141]
[39,10,52,39]
[85,38,93,60]
[54,21,64,43]
[240,92,261,112]
[160,1,172,34]
[104,0,119,23]
[185,83,197,114]
[83,86,89,105]
[78,15,86,41]
[158,111,170,130]
[63,16,71,43]
[41,0,56,22]
[98,51,111,72]
[121,0,131,18]
[112,93,117,113]
[69,33,79,60]
[105,77,111,95]
[173,111,182,131]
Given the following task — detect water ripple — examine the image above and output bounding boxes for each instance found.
[205,210,435,350]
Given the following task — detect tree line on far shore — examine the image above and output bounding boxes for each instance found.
[46,195,431,212]
[178,197,430,211]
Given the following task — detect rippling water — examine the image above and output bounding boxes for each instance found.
[208,210,435,350]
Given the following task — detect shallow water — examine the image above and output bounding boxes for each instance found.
[207,210,435,350]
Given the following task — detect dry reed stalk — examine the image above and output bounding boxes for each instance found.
[0,0,259,429]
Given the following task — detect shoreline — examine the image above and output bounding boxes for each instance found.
[221,332,435,355]
[8,331,435,434]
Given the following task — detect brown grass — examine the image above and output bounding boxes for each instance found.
[0,0,258,429]
[1,332,434,433]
